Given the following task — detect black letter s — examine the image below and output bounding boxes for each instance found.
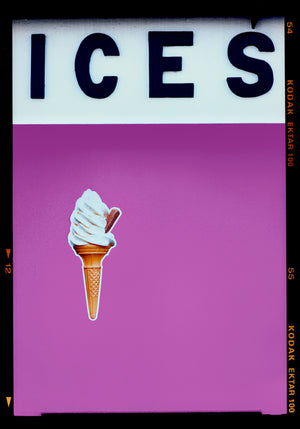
[227,32,274,97]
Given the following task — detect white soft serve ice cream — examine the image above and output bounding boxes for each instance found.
[68,189,116,247]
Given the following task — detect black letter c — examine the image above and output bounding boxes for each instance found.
[75,33,119,98]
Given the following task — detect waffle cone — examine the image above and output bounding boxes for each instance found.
[74,243,113,320]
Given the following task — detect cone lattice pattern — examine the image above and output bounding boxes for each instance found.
[84,268,101,297]
[73,244,113,320]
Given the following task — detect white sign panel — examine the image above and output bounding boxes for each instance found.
[13,17,285,124]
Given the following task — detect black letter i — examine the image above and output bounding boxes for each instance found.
[30,34,46,99]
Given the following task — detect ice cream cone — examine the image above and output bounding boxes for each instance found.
[73,243,113,320]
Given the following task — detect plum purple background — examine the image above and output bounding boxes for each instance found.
[13,124,286,415]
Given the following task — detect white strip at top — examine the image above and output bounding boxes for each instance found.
[12,17,285,124]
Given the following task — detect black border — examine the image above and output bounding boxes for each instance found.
[285,15,297,416]
[0,10,13,419]
[1,8,297,421]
